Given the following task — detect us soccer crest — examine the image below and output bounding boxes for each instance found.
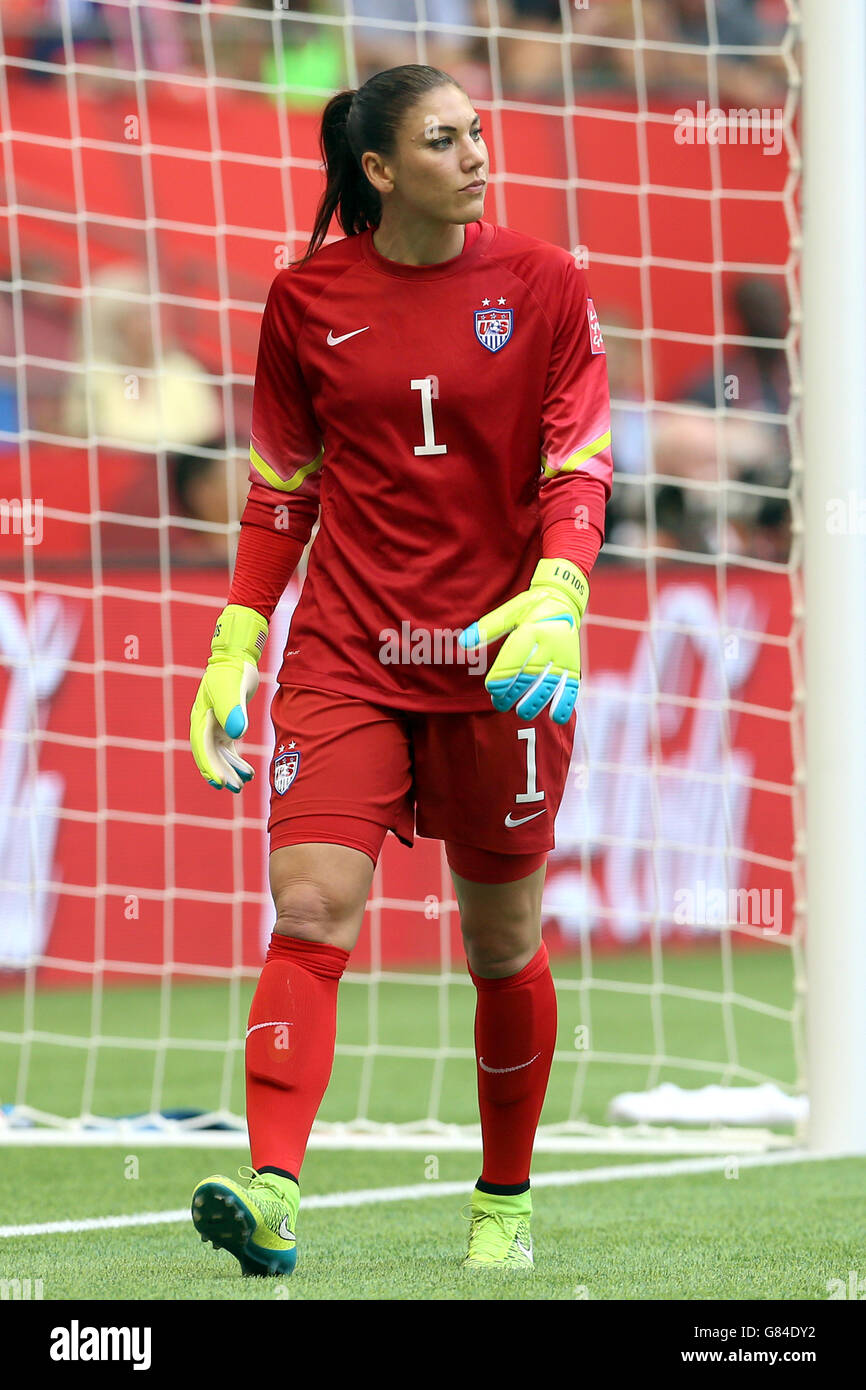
[475,307,513,353]
[273,747,301,796]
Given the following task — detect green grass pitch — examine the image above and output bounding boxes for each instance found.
[3,946,862,1300]
[1,1148,863,1301]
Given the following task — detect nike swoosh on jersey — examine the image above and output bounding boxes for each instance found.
[326,326,370,345]
[479,1051,542,1074]
[504,810,545,828]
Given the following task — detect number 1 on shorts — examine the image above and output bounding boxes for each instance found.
[516,727,545,804]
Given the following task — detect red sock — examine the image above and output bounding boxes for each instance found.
[246,932,349,1179]
[468,941,557,1188]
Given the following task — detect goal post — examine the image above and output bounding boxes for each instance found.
[801,0,866,1155]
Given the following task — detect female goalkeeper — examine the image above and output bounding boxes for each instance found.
[189,63,612,1277]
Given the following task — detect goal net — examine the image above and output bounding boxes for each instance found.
[0,0,804,1151]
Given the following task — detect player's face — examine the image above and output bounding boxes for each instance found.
[384,86,488,224]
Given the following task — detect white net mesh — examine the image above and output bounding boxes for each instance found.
[0,0,804,1150]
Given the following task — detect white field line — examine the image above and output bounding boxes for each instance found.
[0,1147,849,1240]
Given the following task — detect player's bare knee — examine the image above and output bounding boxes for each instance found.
[269,842,373,948]
[465,938,540,979]
[272,878,355,945]
[459,894,541,956]
[462,913,541,977]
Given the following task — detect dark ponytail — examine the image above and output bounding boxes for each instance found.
[291,64,463,269]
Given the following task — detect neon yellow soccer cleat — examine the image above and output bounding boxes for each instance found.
[462,1187,534,1269]
[191,1166,299,1277]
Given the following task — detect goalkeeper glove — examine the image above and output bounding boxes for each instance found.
[190,604,268,792]
[459,559,589,724]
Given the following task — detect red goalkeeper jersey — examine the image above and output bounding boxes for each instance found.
[246,218,613,711]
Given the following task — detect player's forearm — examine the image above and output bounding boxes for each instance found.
[227,503,305,622]
[243,475,319,542]
[541,474,608,577]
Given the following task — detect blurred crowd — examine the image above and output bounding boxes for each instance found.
[0,0,794,566]
[2,260,791,566]
[2,0,791,105]
[0,258,242,563]
[601,276,792,566]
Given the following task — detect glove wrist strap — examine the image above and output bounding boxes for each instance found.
[531,559,590,620]
[211,604,268,666]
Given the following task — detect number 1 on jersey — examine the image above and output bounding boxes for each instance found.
[410,377,447,456]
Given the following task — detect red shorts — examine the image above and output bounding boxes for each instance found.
[267,681,575,879]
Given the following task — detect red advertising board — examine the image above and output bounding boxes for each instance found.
[0,564,796,983]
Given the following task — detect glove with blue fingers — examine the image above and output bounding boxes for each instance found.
[190,604,268,792]
[459,559,589,724]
